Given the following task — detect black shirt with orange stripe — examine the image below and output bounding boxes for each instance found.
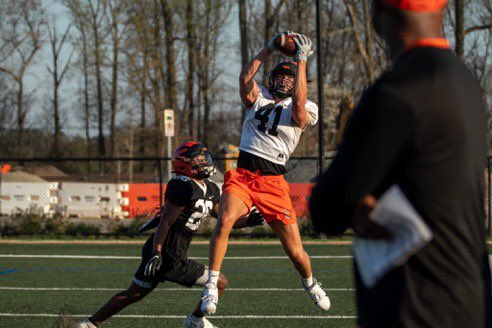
[310,40,492,327]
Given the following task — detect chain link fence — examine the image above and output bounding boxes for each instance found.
[0,157,490,236]
[0,157,323,237]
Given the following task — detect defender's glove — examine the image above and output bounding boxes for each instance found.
[144,251,162,277]
[293,34,313,62]
[246,208,265,227]
[268,31,294,52]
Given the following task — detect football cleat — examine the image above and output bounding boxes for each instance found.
[77,319,97,328]
[200,282,219,315]
[184,314,217,328]
[302,278,331,311]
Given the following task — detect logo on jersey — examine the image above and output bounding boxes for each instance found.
[185,199,214,231]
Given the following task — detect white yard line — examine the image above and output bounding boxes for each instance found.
[0,240,353,245]
[0,287,354,292]
[2,254,489,260]
[0,313,356,319]
[0,254,353,260]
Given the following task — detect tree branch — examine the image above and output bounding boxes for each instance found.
[465,24,492,35]
[0,66,20,83]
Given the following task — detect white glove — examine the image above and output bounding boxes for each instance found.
[294,34,313,62]
[268,31,295,52]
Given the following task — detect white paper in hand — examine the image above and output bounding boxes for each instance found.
[353,185,433,288]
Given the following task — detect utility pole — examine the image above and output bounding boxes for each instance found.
[164,109,175,180]
[315,0,324,176]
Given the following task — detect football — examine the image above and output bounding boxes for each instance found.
[273,33,298,57]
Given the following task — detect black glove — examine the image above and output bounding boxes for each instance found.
[144,251,162,277]
[246,208,265,227]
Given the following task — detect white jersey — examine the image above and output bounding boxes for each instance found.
[239,86,318,165]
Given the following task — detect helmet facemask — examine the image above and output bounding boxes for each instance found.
[190,151,216,179]
[268,73,295,99]
[171,142,216,179]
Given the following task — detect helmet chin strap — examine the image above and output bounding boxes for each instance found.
[270,87,292,99]
[195,164,216,179]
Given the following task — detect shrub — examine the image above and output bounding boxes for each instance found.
[11,207,45,235]
[65,222,101,237]
[44,214,66,235]
[0,222,19,236]
[112,218,145,237]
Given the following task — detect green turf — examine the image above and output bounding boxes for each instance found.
[1,243,355,327]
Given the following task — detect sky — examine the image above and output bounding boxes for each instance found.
[19,0,243,136]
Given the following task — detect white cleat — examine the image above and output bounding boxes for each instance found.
[200,282,219,315]
[77,319,97,328]
[302,278,331,311]
[184,314,217,328]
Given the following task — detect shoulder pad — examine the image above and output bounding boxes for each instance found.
[258,86,274,100]
[173,175,191,182]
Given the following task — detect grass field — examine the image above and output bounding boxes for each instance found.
[0,241,359,328]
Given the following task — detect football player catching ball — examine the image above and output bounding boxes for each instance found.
[200,32,330,316]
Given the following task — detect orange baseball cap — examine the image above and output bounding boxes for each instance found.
[384,0,447,12]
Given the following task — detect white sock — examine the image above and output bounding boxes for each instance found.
[208,270,220,286]
[80,319,97,328]
[302,276,314,288]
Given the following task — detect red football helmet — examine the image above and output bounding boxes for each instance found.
[171,141,216,179]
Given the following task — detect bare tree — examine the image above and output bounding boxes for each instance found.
[202,0,213,144]
[0,0,43,156]
[0,76,16,132]
[343,0,375,83]
[184,0,196,138]
[107,0,127,157]
[161,0,178,112]
[46,22,73,158]
[454,0,492,60]
[80,23,92,159]
[195,0,233,144]
[88,0,107,159]
[263,0,287,84]
[127,1,151,158]
[65,0,109,159]
[150,0,165,156]
[455,0,465,59]
[238,0,249,124]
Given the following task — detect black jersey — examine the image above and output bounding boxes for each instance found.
[164,176,221,239]
[237,150,286,175]
[139,176,220,257]
[134,176,219,289]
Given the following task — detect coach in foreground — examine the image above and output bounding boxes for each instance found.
[310,0,492,327]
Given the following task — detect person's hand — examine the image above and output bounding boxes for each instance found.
[268,31,295,52]
[293,34,313,62]
[246,208,265,227]
[352,195,393,240]
[144,251,162,276]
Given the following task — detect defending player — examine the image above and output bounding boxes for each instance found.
[78,141,264,328]
[200,32,330,315]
